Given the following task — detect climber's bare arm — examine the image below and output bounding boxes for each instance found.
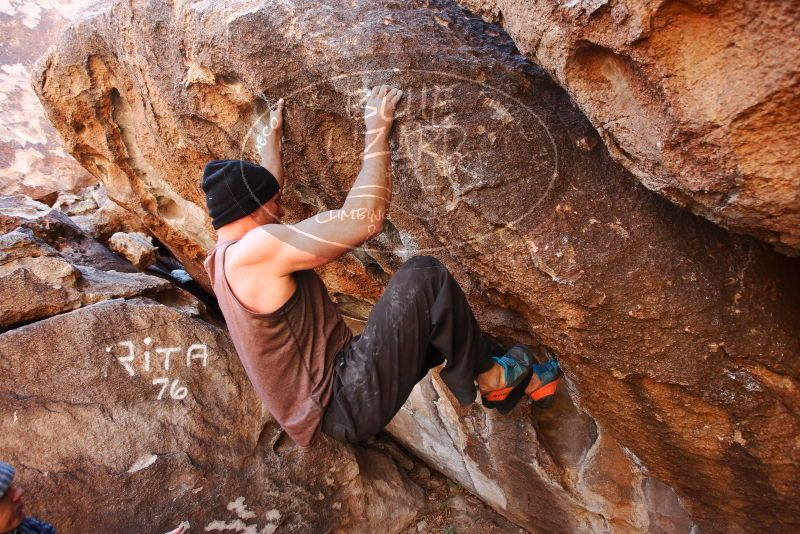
[255,98,285,188]
[241,85,403,275]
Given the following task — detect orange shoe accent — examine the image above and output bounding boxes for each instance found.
[484,385,514,401]
[529,378,560,401]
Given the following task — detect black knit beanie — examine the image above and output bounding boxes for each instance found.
[201,159,280,229]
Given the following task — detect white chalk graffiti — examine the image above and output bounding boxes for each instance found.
[152,377,188,400]
[106,337,209,400]
[205,497,280,534]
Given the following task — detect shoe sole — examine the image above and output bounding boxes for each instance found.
[529,376,561,409]
[481,368,533,414]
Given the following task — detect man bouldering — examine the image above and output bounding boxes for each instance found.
[202,84,562,449]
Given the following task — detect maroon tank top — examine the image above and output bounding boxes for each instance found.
[203,239,353,448]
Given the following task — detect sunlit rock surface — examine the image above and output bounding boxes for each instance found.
[458,0,800,255]
[0,0,99,198]
[0,295,432,533]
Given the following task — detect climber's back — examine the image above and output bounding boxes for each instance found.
[203,238,353,448]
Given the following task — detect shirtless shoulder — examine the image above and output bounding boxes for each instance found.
[223,238,297,315]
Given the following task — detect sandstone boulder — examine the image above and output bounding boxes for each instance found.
[31,0,800,531]
[457,0,800,255]
[387,373,695,533]
[108,231,158,270]
[0,194,138,273]
[0,296,428,533]
[51,185,99,217]
[0,193,209,331]
[51,182,150,241]
[0,226,176,330]
[68,183,150,241]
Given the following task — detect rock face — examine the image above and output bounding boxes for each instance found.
[0,194,142,274]
[30,0,800,532]
[108,230,158,270]
[457,0,800,255]
[54,183,150,240]
[0,296,429,533]
[0,193,178,330]
[387,374,696,533]
[0,225,172,329]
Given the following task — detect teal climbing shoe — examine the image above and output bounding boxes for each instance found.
[527,346,562,409]
[480,344,535,414]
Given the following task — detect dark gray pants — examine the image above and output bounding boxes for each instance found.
[321,255,499,445]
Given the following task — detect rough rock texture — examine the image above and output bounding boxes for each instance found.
[457,0,800,255]
[0,194,142,273]
[0,226,175,329]
[0,191,204,329]
[108,230,158,269]
[51,186,99,216]
[31,0,800,532]
[67,183,150,240]
[387,374,695,533]
[0,296,431,533]
[0,0,98,198]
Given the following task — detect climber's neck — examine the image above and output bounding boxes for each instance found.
[216,212,281,245]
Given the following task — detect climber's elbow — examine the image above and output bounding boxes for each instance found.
[367,216,385,238]
[347,200,385,239]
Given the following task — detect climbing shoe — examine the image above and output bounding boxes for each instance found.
[527,346,562,409]
[480,344,535,415]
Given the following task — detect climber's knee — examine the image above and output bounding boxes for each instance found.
[400,254,445,272]
[393,255,450,292]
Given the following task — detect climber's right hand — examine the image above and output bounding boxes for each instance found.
[364,84,403,134]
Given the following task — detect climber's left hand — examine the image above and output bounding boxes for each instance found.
[255,97,284,149]
[264,97,284,135]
